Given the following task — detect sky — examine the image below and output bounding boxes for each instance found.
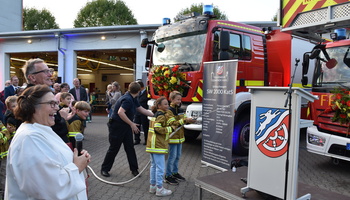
[23,0,279,29]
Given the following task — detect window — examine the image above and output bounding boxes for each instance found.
[212,30,251,61]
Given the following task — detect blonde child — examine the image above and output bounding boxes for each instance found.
[146,97,173,197]
[67,101,91,149]
[4,96,21,129]
[165,91,196,185]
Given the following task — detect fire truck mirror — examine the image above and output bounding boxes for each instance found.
[219,31,230,51]
[309,48,320,59]
[302,53,309,75]
[301,76,308,86]
[141,38,149,48]
[343,47,350,68]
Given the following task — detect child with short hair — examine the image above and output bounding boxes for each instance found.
[146,97,173,197]
[4,96,21,129]
[165,91,196,185]
[67,101,91,149]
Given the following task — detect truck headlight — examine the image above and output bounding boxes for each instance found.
[307,133,326,146]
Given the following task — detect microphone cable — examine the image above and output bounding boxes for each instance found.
[86,125,184,185]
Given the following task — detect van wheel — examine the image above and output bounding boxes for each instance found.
[233,114,250,156]
[184,129,200,142]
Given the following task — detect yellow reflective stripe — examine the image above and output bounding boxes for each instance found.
[1,126,7,131]
[151,133,156,149]
[146,148,168,154]
[167,117,176,125]
[165,132,169,141]
[0,133,3,139]
[197,87,203,98]
[291,83,312,88]
[236,80,265,86]
[169,138,185,143]
[2,136,7,143]
[154,123,162,128]
[179,119,184,125]
[192,97,199,102]
[68,132,79,137]
[217,22,263,34]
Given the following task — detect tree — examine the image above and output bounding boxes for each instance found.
[74,0,137,28]
[174,3,228,21]
[23,8,59,30]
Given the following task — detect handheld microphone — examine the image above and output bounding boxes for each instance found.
[75,133,84,156]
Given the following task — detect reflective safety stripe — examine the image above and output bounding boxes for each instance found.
[169,138,185,144]
[192,80,203,102]
[146,147,168,154]
[167,117,176,125]
[236,80,264,86]
[154,123,162,128]
[179,119,184,125]
[68,132,79,137]
[217,22,263,34]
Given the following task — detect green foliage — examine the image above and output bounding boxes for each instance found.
[174,3,228,21]
[23,8,59,30]
[74,0,137,28]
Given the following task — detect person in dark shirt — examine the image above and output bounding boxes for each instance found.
[100,81,153,177]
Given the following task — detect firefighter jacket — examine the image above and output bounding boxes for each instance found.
[0,122,11,159]
[165,103,187,144]
[67,114,84,138]
[146,110,173,154]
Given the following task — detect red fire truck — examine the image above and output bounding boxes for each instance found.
[141,5,314,155]
[279,0,350,162]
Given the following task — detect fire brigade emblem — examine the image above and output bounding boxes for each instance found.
[255,107,289,158]
[216,65,224,75]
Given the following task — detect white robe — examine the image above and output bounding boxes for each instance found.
[5,123,87,200]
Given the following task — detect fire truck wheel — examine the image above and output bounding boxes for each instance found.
[232,114,250,156]
[184,130,201,142]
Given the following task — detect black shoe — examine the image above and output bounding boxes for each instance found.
[134,141,140,145]
[172,173,186,181]
[164,175,179,185]
[101,170,110,177]
[132,170,139,177]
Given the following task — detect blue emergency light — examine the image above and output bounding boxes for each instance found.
[203,5,214,15]
[162,18,170,25]
[335,28,346,40]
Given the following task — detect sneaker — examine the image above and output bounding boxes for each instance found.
[172,173,186,181]
[149,185,156,194]
[164,175,179,185]
[156,187,172,196]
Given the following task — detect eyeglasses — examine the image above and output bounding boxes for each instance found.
[38,100,59,108]
[31,69,53,75]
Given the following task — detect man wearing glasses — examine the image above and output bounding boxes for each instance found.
[22,58,53,87]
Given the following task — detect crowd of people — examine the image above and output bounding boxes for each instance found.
[0,58,196,198]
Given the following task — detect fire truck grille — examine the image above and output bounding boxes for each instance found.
[328,144,350,158]
[291,3,350,27]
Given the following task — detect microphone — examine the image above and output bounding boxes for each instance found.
[75,133,84,156]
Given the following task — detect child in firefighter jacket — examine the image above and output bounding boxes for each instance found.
[67,101,91,149]
[165,91,196,185]
[145,97,173,197]
[0,121,11,197]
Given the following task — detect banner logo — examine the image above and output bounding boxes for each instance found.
[255,107,289,158]
[216,65,224,75]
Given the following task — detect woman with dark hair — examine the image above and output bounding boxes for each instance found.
[5,85,91,200]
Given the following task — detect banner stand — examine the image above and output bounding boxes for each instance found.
[241,87,317,200]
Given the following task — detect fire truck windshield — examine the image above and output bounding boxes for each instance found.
[315,45,350,88]
[152,33,206,71]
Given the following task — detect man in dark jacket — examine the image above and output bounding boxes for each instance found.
[69,78,87,102]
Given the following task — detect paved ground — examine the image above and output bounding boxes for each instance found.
[84,115,350,200]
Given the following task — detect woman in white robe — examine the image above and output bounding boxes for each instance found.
[5,85,91,200]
